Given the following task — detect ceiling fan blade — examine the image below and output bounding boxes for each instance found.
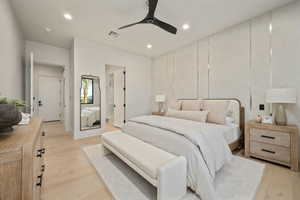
[147,0,158,17]
[118,21,143,30]
[153,18,177,34]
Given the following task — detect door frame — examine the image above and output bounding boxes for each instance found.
[113,70,126,127]
[105,65,126,127]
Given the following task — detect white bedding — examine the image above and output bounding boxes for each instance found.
[204,123,241,145]
[223,124,241,144]
[81,106,100,127]
[122,115,233,200]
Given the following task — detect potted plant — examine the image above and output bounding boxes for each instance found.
[0,98,27,132]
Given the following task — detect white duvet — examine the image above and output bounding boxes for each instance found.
[122,115,233,200]
[81,107,100,127]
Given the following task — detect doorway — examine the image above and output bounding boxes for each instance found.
[34,64,64,122]
[105,65,126,129]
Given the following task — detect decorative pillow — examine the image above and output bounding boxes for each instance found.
[181,100,203,111]
[203,100,229,125]
[225,116,235,127]
[168,100,182,110]
[166,109,208,123]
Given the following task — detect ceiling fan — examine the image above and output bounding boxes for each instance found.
[118,0,177,34]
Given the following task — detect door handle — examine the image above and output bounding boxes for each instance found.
[38,100,43,106]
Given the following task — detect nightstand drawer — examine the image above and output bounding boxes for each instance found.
[250,141,290,163]
[250,128,290,147]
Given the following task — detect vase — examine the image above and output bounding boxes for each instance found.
[0,104,22,133]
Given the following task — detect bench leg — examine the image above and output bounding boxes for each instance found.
[157,156,187,200]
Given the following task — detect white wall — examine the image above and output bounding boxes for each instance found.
[73,38,152,139]
[152,1,300,158]
[25,41,71,131]
[0,0,24,99]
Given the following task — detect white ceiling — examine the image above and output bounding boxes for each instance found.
[10,0,294,58]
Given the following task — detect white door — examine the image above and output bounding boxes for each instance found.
[38,76,61,121]
[113,70,125,127]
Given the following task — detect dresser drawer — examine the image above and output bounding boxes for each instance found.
[250,141,290,163]
[250,128,290,147]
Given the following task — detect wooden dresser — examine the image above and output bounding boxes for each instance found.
[0,117,45,200]
[245,120,298,171]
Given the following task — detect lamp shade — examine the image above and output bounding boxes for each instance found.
[155,95,166,102]
[266,88,297,104]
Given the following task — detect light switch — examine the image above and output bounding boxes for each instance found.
[259,104,265,111]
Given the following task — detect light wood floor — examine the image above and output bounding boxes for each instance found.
[42,122,300,200]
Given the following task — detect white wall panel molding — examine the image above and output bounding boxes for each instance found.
[152,54,177,110]
[251,13,273,118]
[210,22,251,119]
[174,44,198,99]
[151,0,300,119]
[271,1,300,127]
[198,39,209,99]
[271,2,300,157]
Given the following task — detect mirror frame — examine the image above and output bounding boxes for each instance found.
[80,75,101,131]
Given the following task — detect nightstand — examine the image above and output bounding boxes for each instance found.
[245,121,299,171]
[152,112,165,116]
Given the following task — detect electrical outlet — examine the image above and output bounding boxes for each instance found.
[259,104,265,111]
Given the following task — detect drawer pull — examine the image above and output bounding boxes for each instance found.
[37,148,46,157]
[36,174,43,187]
[262,149,276,154]
[42,131,46,136]
[261,135,275,140]
[41,164,45,172]
[36,151,42,158]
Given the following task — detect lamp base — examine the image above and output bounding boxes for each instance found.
[275,104,287,126]
[158,102,164,113]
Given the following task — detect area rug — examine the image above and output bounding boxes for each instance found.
[83,144,265,200]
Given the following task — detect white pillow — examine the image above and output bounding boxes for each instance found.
[181,100,203,111]
[168,100,182,110]
[203,100,229,125]
[166,109,208,123]
[225,116,235,127]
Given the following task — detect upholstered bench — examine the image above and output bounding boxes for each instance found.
[102,131,187,200]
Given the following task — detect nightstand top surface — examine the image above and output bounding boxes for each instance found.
[152,112,165,116]
[247,120,298,132]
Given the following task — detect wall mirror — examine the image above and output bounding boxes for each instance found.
[80,75,101,131]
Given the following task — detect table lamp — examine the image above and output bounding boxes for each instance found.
[266,88,297,126]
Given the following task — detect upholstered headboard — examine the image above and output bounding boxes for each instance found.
[168,98,245,133]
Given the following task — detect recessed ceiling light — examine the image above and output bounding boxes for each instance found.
[182,23,190,30]
[147,44,152,49]
[63,13,73,20]
[45,27,52,32]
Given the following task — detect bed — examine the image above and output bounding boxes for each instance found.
[81,106,100,128]
[119,99,244,200]
[165,98,244,151]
